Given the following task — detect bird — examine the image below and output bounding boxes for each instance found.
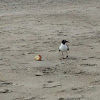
[59,40,69,59]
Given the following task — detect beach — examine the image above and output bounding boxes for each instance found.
[0,0,100,100]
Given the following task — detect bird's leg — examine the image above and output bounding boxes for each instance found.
[66,51,68,58]
[62,52,64,59]
[62,52,65,59]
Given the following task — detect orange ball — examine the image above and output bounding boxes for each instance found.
[35,55,42,61]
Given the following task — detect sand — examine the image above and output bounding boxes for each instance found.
[0,0,100,100]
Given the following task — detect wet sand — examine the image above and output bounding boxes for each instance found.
[0,0,100,100]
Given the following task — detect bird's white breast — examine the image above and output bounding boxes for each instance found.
[59,43,68,52]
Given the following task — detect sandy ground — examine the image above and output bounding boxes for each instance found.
[0,0,100,100]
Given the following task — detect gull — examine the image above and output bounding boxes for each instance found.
[59,40,69,59]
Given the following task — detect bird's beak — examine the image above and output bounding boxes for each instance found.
[66,41,70,43]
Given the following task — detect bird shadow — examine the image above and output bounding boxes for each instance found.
[66,56,78,60]
[59,56,78,60]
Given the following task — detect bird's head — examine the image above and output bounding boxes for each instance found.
[62,40,69,44]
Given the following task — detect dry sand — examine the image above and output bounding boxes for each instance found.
[0,0,100,100]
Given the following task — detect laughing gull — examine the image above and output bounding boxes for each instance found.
[59,40,69,59]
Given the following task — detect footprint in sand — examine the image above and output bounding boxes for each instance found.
[43,81,61,88]
[58,98,81,100]
[0,80,12,87]
[0,89,11,93]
